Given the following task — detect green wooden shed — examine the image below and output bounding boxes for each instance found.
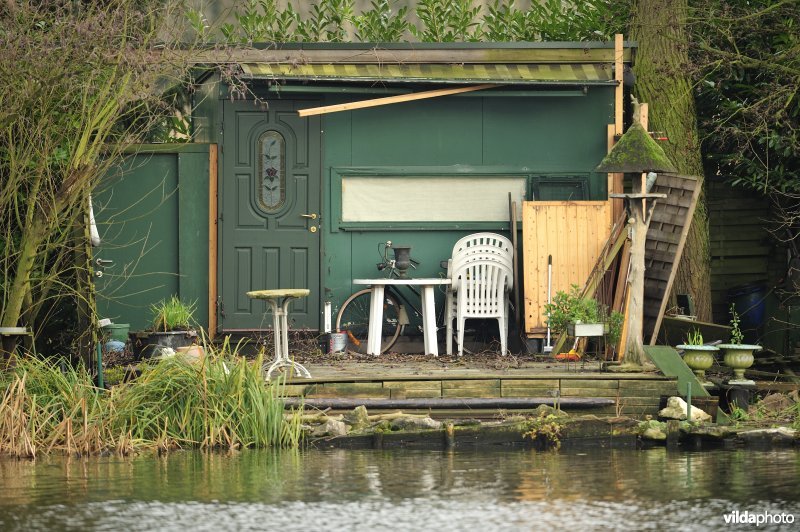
[94,41,635,337]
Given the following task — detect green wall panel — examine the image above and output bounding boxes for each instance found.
[320,89,615,320]
[351,98,483,166]
[482,93,610,169]
[95,145,210,331]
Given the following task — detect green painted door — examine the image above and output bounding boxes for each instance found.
[220,100,321,331]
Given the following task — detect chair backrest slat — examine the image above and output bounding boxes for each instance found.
[450,232,514,291]
[453,259,510,318]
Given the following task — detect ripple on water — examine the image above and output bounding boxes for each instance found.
[0,448,799,531]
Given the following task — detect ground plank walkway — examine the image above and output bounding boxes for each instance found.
[283,359,678,419]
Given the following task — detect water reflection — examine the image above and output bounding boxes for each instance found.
[1,448,799,531]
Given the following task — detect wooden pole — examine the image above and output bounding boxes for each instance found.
[610,192,665,365]
[608,124,624,223]
[614,34,624,134]
[297,84,498,117]
[208,144,218,339]
[626,199,647,365]
[611,34,626,223]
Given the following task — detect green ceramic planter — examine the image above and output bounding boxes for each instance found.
[676,344,719,384]
[718,343,762,384]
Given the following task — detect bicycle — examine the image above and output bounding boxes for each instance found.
[335,241,447,354]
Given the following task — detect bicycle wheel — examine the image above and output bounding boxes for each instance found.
[336,289,402,354]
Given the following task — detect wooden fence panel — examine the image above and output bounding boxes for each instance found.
[523,201,612,336]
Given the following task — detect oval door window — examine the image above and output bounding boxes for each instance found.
[258,130,285,211]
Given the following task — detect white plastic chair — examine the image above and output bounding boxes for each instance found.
[451,233,514,261]
[449,258,512,356]
[445,233,513,356]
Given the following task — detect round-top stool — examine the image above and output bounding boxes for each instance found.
[246,289,311,380]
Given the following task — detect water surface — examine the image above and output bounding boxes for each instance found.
[1,447,798,531]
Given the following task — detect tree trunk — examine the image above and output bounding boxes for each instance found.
[625,202,648,365]
[2,217,47,329]
[630,0,713,321]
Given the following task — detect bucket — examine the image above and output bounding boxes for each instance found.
[103,323,130,342]
[728,283,767,332]
[328,332,347,354]
[104,340,126,354]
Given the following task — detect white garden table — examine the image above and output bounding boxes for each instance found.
[353,278,451,357]
[247,289,312,379]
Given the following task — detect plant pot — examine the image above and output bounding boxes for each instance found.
[718,343,761,385]
[676,344,719,385]
[102,323,130,342]
[0,327,28,366]
[146,330,198,355]
[176,345,204,362]
[567,322,608,337]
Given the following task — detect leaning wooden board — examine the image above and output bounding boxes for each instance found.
[643,174,701,344]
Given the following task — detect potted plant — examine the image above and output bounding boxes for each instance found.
[676,328,718,385]
[545,284,623,350]
[717,304,761,385]
[147,296,198,353]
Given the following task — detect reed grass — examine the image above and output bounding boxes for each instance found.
[0,345,302,458]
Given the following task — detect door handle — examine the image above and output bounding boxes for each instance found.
[300,213,317,220]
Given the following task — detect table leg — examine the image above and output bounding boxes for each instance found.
[421,285,438,357]
[265,296,311,380]
[281,297,291,363]
[270,301,283,363]
[367,285,384,356]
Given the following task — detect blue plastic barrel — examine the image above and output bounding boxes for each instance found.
[728,283,767,332]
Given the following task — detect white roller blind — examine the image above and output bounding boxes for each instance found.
[342,176,526,222]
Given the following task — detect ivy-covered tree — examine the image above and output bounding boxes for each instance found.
[629,0,714,322]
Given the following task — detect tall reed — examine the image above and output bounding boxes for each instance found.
[111,353,302,451]
[0,348,302,458]
[0,357,109,457]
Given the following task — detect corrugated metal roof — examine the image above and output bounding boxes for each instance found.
[240,62,615,85]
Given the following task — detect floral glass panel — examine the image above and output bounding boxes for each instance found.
[258,130,285,210]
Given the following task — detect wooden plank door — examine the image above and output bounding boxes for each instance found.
[220,100,321,331]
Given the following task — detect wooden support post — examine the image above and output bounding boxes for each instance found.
[610,34,626,223]
[666,419,681,449]
[608,124,624,223]
[610,193,666,365]
[614,34,624,134]
[208,144,218,339]
[616,289,631,361]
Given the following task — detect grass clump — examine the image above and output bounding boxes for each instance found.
[150,296,197,332]
[0,347,302,458]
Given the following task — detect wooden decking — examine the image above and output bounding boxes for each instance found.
[283,359,678,419]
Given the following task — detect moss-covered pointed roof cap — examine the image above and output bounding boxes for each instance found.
[595,121,677,174]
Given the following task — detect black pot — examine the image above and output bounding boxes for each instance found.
[145,330,197,357]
